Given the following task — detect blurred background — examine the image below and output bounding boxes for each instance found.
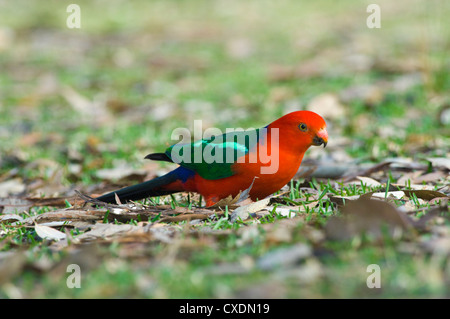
[0,0,449,196]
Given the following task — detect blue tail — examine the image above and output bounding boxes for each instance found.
[96,167,195,204]
[96,171,178,203]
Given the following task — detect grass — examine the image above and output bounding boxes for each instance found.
[0,0,449,298]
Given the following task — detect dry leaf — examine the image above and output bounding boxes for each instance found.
[0,214,24,223]
[73,223,144,242]
[0,197,33,214]
[159,213,210,223]
[210,179,256,208]
[34,223,67,241]
[403,190,448,201]
[372,191,406,200]
[397,171,425,185]
[329,195,361,206]
[355,176,382,187]
[230,198,270,223]
[412,171,447,183]
[426,157,450,170]
[325,198,411,240]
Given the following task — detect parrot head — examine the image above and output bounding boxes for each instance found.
[269,110,328,151]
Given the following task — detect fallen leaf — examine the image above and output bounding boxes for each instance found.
[208,194,240,208]
[397,171,425,185]
[413,171,447,183]
[426,157,450,170]
[73,223,144,242]
[268,206,299,218]
[403,190,448,201]
[329,195,361,206]
[356,176,382,187]
[325,198,411,240]
[159,213,211,223]
[0,214,23,223]
[0,197,33,214]
[34,223,67,241]
[372,191,406,200]
[342,161,392,183]
[230,198,270,223]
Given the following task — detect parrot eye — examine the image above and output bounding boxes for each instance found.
[298,123,308,132]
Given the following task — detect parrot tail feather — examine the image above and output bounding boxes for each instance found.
[96,171,180,204]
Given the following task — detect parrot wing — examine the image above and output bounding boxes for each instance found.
[146,128,263,180]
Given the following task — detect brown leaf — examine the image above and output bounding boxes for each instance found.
[159,213,211,223]
[355,176,382,187]
[208,194,240,208]
[32,209,107,223]
[329,195,361,206]
[325,198,412,240]
[403,190,448,201]
[26,196,83,207]
[342,161,392,182]
[73,223,146,243]
[0,214,23,223]
[0,197,33,214]
[426,157,450,170]
[412,171,447,184]
[230,198,270,223]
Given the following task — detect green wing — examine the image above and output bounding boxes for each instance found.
[165,128,262,180]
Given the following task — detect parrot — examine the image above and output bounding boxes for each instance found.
[96,110,328,207]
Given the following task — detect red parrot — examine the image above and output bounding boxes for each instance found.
[97,111,328,206]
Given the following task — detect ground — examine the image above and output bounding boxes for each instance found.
[0,0,449,298]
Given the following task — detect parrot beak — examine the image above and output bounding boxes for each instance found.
[313,128,328,148]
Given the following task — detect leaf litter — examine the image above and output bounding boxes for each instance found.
[0,121,448,297]
[0,154,447,290]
